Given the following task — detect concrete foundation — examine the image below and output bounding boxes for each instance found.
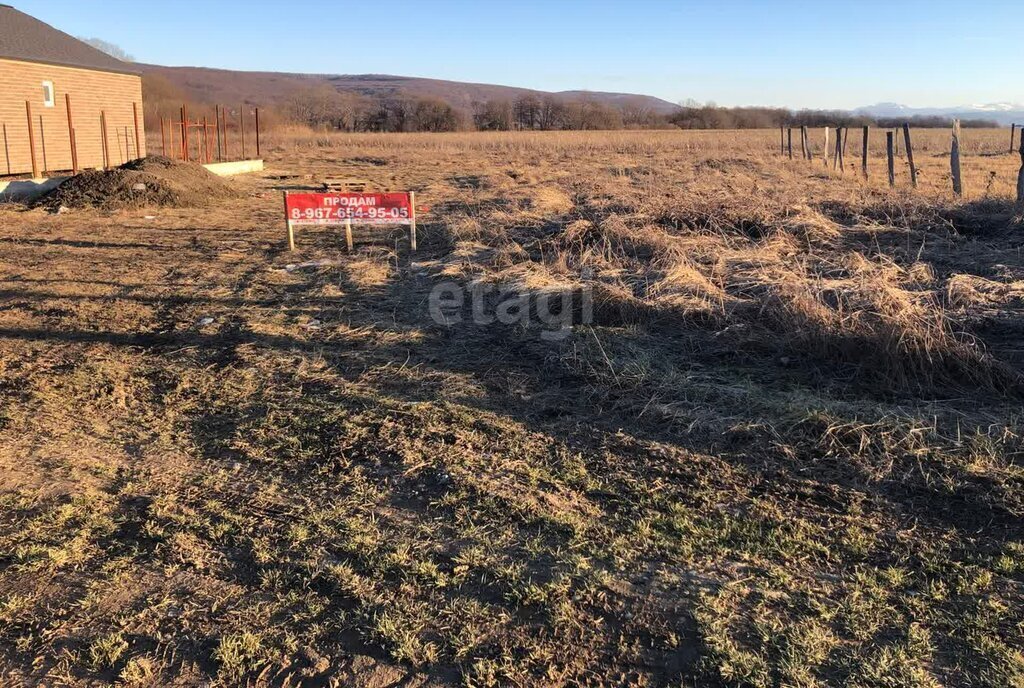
[203,159,265,176]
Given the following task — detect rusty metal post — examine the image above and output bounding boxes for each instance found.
[203,117,210,163]
[25,101,40,178]
[160,116,167,156]
[181,104,189,162]
[215,104,222,161]
[221,105,229,161]
[65,94,78,174]
[133,102,142,161]
[255,107,261,158]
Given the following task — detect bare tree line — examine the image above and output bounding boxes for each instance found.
[143,75,1001,135]
[670,102,999,130]
[286,88,1000,132]
[282,86,665,133]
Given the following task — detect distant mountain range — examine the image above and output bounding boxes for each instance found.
[138,65,682,115]
[855,102,1024,126]
[136,63,1021,127]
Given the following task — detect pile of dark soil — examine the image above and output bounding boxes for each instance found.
[38,156,236,210]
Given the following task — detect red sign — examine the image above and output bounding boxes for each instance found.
[285,192,413,226]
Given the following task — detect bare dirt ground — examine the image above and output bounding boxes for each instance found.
[0,129,1022,686]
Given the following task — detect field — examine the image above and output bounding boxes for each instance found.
[0,127,1023,686]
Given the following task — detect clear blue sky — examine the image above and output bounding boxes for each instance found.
[11,0,1023,109]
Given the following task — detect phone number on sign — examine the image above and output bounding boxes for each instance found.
[290,207,411,222]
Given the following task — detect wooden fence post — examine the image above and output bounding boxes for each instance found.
[886,132,895,187]
[835,128,843,172]
[801,126,809,160]
[780,125,785,155]
[39,116,48,174]
[2,124,10,176]
[65,94,78,174]
[833,127,844,172]
[100,110,110,169]
[133,102,142,161]
[950,119,963,197]
[861,125,869,179]
[799,125,807,160]
[902,123,917,188]
[25,101,40,178]
[787,128,793,159]
[823,127,830,167]
[1011,123,1017,155]
[1016,132,1024,213]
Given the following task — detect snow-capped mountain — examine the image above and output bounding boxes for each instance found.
[856,102,1024,125]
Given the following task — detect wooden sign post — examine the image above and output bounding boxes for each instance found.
[283,191,418,253]
[409,191,418,252]
[284,191,295,251]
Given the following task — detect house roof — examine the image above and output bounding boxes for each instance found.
[0,5,138,75]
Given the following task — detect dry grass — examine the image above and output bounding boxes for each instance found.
[0,129,1022,686]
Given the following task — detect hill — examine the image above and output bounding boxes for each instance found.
[138,64,681,115]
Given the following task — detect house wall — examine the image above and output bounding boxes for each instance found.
[0,58,145,176]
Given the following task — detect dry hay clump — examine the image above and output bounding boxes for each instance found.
[752,255,1022,395]
[38,156,236,210]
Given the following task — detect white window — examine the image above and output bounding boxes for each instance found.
[42,81,54,108]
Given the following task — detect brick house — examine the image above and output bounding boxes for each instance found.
[0,4,145,177]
